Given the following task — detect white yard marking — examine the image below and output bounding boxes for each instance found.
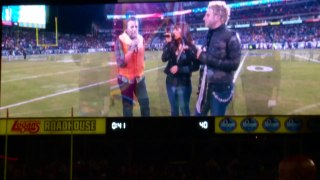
[0,66,165,110]
[282,52,320,63]
[289,103,320,114]
[2,65,109,83]
[233,51,249,83]
[0,78,116,110]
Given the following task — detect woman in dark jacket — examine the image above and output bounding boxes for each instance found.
[161,22,199,116]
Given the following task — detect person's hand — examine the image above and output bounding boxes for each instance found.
[130,38,139,52]
[170,65,178,74]
[197,46,206,59]
[132,38,139,47]
[196,47,202,59]
[165,33,172,43]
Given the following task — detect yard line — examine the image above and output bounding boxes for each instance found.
[282,52,320,63]
[1,60,71,74]
[0,78,116,110]
[233,51,249,83]
[1,65,110,83]
[110,65,166,90]
[145,65,165,73]
[289,102,320,114]
[0,66,165,110]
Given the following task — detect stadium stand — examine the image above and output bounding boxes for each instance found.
[2,0,320,59]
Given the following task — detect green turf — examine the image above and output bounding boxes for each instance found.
[1,49,320,117]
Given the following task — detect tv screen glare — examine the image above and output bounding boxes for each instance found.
[1,0,320,117]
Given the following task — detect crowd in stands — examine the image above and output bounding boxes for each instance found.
[230,1,319,21]
[2,22,320,58]
[237,23,320,49]
[191,22,320,50]
[1,0,320,58]
[185,0,319,27]
[1,27,110,57]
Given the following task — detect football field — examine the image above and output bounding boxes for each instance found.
[1,49,320,117]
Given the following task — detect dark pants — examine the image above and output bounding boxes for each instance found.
[194,102,210,116]
[166,77,192,116]
[207,84,234,116]
[118,76,150,117]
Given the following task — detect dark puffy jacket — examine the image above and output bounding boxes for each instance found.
[199,25,241,87]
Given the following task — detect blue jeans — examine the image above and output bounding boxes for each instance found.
[208,84,234,116]
[166,78,192,116]
[118,76,150,117]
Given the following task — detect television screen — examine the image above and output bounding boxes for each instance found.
[1,0,320,117]
[1,5,47,28]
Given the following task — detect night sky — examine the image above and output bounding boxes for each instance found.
[46,4,107,35]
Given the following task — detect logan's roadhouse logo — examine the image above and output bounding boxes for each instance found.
[11,120,41,134]
[43,120,96,131]
[2,118,106,135]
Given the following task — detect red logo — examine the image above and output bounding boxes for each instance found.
[11,120,41,134]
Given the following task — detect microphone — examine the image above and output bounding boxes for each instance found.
[133,44,138,53]
[131,38,139,53]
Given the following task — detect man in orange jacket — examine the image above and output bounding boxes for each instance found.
[114,16,150,117]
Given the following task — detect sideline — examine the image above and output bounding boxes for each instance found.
[282,52,320,63]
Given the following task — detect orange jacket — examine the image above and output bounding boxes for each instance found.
[118,32,145,80]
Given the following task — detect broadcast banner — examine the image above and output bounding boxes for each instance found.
[215,116,313,134]
[0,118,106,135]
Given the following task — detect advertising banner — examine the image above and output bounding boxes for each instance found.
[215,116,313,134]
[0,118,106,135]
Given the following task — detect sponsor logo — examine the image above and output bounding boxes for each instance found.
[285,118,302,132]
[11,120,41,134]
[43,120,96,131]
[307,118,320,132]
[241,117,258,132]
[219,117,237,132]
[247,65,273,72]
[263,117,280,132]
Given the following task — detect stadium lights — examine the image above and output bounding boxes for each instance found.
[106,0,286,20]
[282,19,302,25]
[107,15,126,19]
[192,7,207,13]
[136,13,163,19]
[107,9,191,20]
[235,24,250,28]
[270,21,281,26]
[253,22,268,27]
[197,25,233,30]
[196,27,208,31]
[229,0,285,8]
[164,9,192,17]
[304,18,320,23]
